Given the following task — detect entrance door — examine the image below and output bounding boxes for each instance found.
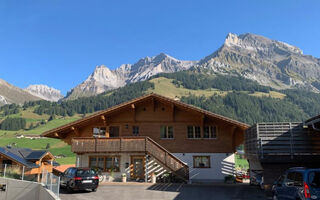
[109,126,119,137]
[131,156,145,180]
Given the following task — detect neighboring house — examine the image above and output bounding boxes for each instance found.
[0,146,57,181]
[245,116,320,187]
[42,94,248,182]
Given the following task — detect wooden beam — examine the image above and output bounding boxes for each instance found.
[101,115,107,126]
[131,104,136,122]
[71,126,80,137]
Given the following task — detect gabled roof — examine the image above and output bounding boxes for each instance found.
[0,147,54,168]
[41,93,249,138]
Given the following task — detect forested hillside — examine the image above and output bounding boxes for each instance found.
[1,71,320,129]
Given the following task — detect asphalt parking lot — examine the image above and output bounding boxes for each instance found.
[59,183,267,200]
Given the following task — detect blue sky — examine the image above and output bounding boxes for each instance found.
[0,0,319,95]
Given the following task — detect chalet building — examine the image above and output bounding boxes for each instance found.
[0,146,56,181]
[42,94,248,182]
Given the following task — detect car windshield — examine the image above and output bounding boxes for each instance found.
[308,171,320,188]
[76,169,96,176]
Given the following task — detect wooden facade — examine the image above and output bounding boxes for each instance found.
[42,94,248,153]
[42,94,248,182]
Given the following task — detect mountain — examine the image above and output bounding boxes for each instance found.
[0,79,41,106]
[65,53,196,100]
[66,33,320,100]
[24,85,63,102]
[194,33,320,91]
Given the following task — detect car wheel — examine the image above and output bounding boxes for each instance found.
[91,188,97,192]
[66,183,73,193]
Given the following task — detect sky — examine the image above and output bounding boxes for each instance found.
[0,0,319,95]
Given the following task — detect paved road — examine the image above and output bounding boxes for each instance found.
[60,183,267,200]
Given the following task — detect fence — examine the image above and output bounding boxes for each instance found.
[41,169,60,198]
[0,164,60,198]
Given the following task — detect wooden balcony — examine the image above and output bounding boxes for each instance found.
[72,137,147,153]
[72,136,189,181]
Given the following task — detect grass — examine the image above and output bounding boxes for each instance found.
[148,77,287,100]
[249,91,286,99]
[148,77,228,98]
[0,109,80,165]
[0,116,81,137]
[0,137,76,164]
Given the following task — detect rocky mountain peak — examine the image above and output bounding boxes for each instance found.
[224,33,240,47]
[25,84,63,102]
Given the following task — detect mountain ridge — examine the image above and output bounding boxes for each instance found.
[24,84,63,102]
[0,79,41,106]
[65,32,320,100]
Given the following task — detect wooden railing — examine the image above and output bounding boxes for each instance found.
[72,136,189,181]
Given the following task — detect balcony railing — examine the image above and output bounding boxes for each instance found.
[71,136,189,181]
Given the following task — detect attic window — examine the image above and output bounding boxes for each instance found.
[93,127,106,137]
[204,126,217,139]
[187,126,201,139]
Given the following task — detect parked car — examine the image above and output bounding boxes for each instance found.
[60,167,99,192]
[272,167,320,200]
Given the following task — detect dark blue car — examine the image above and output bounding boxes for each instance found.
[272,167,320,200]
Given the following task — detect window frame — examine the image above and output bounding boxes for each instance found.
[193,156,211,168]
[89,155,120,172]
[203,126,218,139]
[160,126,174,139]
[92,127,106,137]
[187,126,201,139]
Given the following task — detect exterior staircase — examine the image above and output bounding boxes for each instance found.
[72,136,189,182]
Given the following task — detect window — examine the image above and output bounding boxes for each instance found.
[193,156,210,168]
[89,156,120,172]
[89,157,104,170]
[93,127,106,137]
[109,126,119,137]
[160,126,174,139]
[285,172,295,186]
[187,126,201,138]
[132,126,139,136]
[294,172,303,187]
[105,156,120,172]
[204,126,217,139]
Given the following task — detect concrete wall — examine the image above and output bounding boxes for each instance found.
[0,177,58,200]
[173,153,235,182]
